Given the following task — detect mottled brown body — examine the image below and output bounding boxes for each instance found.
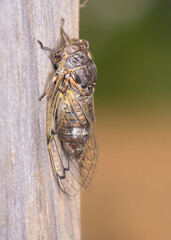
[56,89,93,159]
[38,19,97,196]
[55,40,97,159]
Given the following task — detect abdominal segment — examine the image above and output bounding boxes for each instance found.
[59,124,90,159]
[56,90,92,160]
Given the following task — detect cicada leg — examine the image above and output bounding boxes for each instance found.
[37,40,62,65]
[39,73,59,101]
[60,18,70,42]
[80,0,88,8]
[37,40,60,54]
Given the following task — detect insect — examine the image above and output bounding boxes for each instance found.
[38,19,97,196]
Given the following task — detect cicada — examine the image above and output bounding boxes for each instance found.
[38,19,97,196]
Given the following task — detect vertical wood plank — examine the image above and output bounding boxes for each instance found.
[0,0,80,239]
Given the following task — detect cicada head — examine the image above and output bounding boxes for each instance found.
[62,39,93,69]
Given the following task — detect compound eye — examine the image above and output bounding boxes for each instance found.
[67,45,79,54]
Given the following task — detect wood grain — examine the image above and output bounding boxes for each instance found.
[0,0,80,239]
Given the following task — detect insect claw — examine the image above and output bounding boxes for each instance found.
[37,40,43,48]
[39,92,46,101]
[61,18,65,28]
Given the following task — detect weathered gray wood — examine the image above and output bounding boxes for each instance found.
[0,0,80,239]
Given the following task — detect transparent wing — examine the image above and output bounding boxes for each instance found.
[46,77,97,196]
[78,121,98,192]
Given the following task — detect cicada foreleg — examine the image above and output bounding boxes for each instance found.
[37,40,60,54]
[37,40,62,65]
[60,18,70,43]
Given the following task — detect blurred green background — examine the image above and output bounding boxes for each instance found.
[80,1,171,240]
[80,0,171,109]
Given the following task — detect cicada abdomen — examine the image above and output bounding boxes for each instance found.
[38,19,97,196]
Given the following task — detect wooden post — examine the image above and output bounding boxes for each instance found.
[0,0,80,239]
